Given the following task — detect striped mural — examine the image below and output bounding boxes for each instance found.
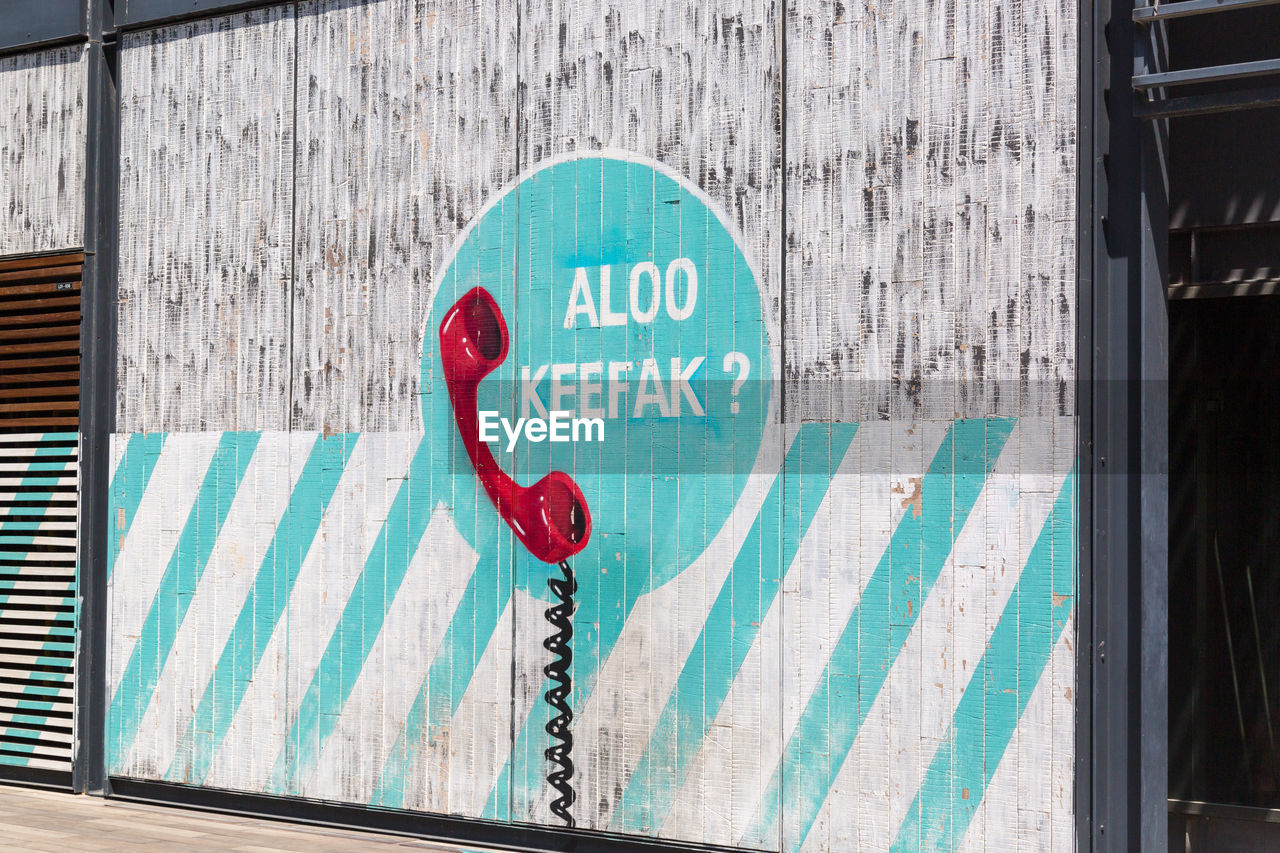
[107,0,1078,849]
[107,419,1075,850]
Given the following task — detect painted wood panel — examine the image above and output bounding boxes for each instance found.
[511,0,784,834]
[290,0,516,434]
[783,0,1074,422]
[105,0,1078,850]
[0,45,87,256]
[287,0,518,817]
[116,8,296,433]
[779,0,1078,849]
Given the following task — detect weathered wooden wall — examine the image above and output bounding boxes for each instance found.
[0,45,87,256]
[107,1,1078,851]
[291,0,516,434]
[116,8,295,432]
[784,0,1075,422]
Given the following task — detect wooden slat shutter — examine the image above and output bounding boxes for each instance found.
[0,253,81,775]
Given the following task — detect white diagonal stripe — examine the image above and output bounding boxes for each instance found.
[123,431,313,779]
[955,613,1076,853]
[108,433,127,484]
[405,593,540,818]
[109,432,220,700]
[541,422,790,830]
[303,503,478,804]
[204,432,416,793]
[663,420,944,847]
[800,418,1072,851]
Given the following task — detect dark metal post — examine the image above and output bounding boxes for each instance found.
[1136,16,1170,849]
[1086,0,1169,847]
[1075,0,1096,845]
[76,0,118,797]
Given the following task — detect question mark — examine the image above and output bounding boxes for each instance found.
[723,351,750,414]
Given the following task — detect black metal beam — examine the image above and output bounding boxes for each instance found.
[1133,56,1280,89]
[109,778,756,853]
[1137,18,1171,847]
[1133,0,1280,22]
[1137,85,1280,118]
[75,0,118,797]
[1088,0,1169,848]
[0,0,86,56]
[1075,0,1096,848]
[117,0,287,29]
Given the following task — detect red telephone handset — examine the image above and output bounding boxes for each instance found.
[439,287,591,564]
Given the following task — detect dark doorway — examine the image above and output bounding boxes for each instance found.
[1169,295,1280,807]
[1160,2,1280,846]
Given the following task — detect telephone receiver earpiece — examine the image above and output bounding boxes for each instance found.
[439,287,592,564]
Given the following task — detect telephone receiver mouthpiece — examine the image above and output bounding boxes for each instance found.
[439,287,592,563]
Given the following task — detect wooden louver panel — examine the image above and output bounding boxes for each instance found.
[0,253,81,775]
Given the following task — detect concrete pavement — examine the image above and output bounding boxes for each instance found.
[0,783,514,852]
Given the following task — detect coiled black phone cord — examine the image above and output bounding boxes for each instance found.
[544,559,577,827]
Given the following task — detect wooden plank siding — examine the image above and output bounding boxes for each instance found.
[0,252,82,775]
[106,1,1078,850]
[0,47,87,258]
[116,8,296,434]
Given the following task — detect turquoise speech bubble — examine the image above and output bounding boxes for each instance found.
[421,154,773,597]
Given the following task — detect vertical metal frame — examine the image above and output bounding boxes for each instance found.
[1075,0,1095,844]
[1136,15,1171,849]
[75,0,117,796]
[1082,0,1169,848]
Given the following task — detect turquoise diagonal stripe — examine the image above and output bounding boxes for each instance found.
[370,545,512,808]
[106,431,261,771]
[165,432,357,785]
[482,550,658,819]
[479,477,691,819]
[107,432,167,579]
[612,422,858,834]
[743,417,1015,851]
[891,470,1076,852]
[268,435,437,794]
[477,576,648,821]
[472,430,800,821]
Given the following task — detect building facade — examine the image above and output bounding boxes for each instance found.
[2,0,1194,850]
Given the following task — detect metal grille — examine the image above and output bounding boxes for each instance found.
[1134,0,1280,118]
[0,252,81,776]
